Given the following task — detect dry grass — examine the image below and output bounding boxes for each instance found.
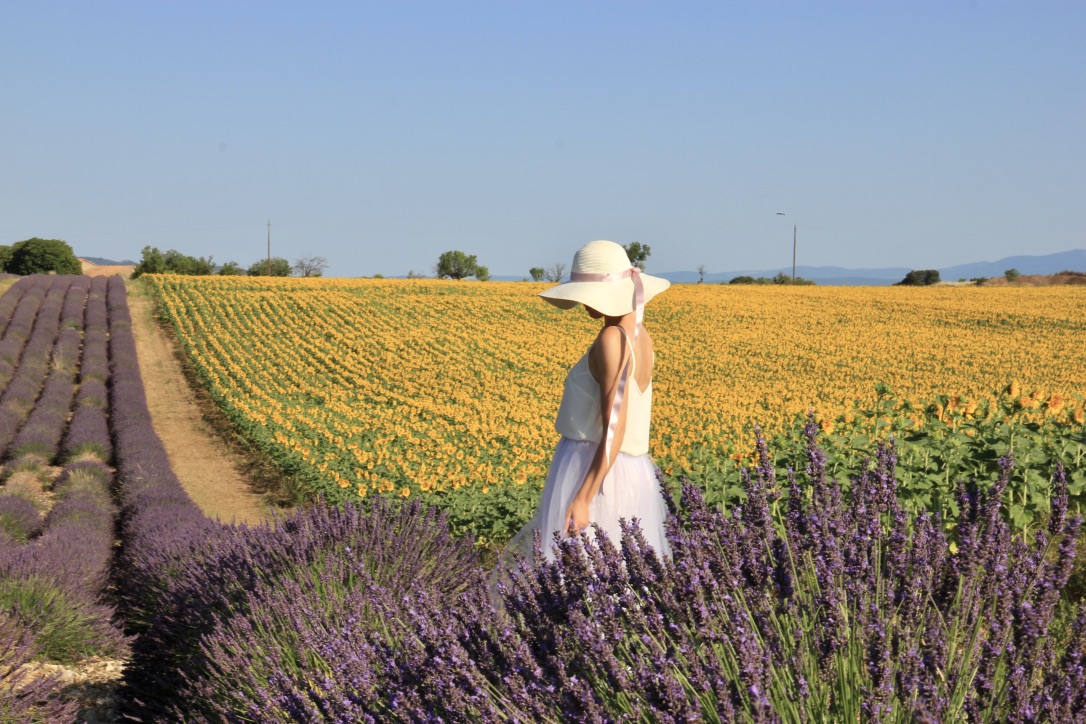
[78,259,134,278]
[982,272,1086,287]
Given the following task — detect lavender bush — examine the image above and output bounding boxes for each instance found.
[477,426,1086,722]
[0,613,78,723]
[119,497,482,721]
[0,497,41,542]
[111,427,1085,722]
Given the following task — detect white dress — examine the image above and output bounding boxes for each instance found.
[501,326,672,563]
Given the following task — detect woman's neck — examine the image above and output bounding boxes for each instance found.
[603,313,636,331]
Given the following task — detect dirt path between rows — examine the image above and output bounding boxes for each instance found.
[126,285,268,525]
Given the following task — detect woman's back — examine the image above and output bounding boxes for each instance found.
[555,324,653,456]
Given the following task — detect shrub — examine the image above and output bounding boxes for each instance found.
[1006,268,1021,282]
[896,269,941,286]
[246,257,292,276]
[217,260,244,276]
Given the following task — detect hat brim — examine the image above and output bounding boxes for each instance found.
[538,273,671,317]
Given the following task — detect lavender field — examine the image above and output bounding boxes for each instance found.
[2,274,1086,722]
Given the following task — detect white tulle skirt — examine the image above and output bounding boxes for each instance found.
[501,437,672,565]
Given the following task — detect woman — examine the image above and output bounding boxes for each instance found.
[503,240,672,563]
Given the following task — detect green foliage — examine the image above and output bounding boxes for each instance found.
[5,238,82,275]
[0,577,125,664]
[622,241,651,270]
[131,246,166,278]
[684,385,1086,537]
[0,245,14,272]
[728,274,815,286]
[217,261,244,276]
[1005,268,1021,282]
[132,245,215,279]
[529,267,545,282]
[434,250,487,280]
[896,269,942,286]
[247,257,292,276]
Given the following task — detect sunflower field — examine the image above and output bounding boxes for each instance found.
[143,276,1086,543]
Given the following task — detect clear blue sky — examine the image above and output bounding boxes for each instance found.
[2,1,1083,277]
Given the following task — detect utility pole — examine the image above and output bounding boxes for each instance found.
[792,223,797,283]
[267,220,271,277]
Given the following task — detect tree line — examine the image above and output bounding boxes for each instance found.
[130,246,329,279]
[436,242,653,283]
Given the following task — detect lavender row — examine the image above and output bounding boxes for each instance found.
[63,276,113,463]
[118,498,481,720]
[0,276,50,392]
[0,457,127,664]
[0,276,35,339]
[8,279,90,464]
[0,277,70,459]
[122,432,1086,721]
[0,276,127,719]
[105,275,217,634]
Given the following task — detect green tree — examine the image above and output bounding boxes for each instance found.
[728,275,755,285]
[131,245,166,279]
[7,238,82,275]
[434,250,486,280]
[218,261,244,276]
[1005,268,1020,282]
[475,265,491,282]
[896,269,941,286]
[529,267,545,282]
[622,242,651,270]
[0,245,15,272]
[247,257,292,276]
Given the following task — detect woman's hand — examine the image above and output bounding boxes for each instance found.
[564,496,591,537]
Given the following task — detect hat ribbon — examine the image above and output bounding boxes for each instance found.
[569,266,645,493]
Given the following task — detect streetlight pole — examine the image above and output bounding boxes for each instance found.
[792,223,797,283]
[267,220,271,277]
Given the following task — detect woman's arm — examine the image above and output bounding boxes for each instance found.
[564,325,630,535]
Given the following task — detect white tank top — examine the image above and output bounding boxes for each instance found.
[554,328,652,456]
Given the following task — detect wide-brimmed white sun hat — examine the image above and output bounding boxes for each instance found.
[538,240,670,317]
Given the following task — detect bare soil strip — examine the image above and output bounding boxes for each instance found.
[126,284,267,525]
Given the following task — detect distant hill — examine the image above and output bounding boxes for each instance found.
[81,256,137,266]
[659,249,1086,286]
[938,250,1086,280]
